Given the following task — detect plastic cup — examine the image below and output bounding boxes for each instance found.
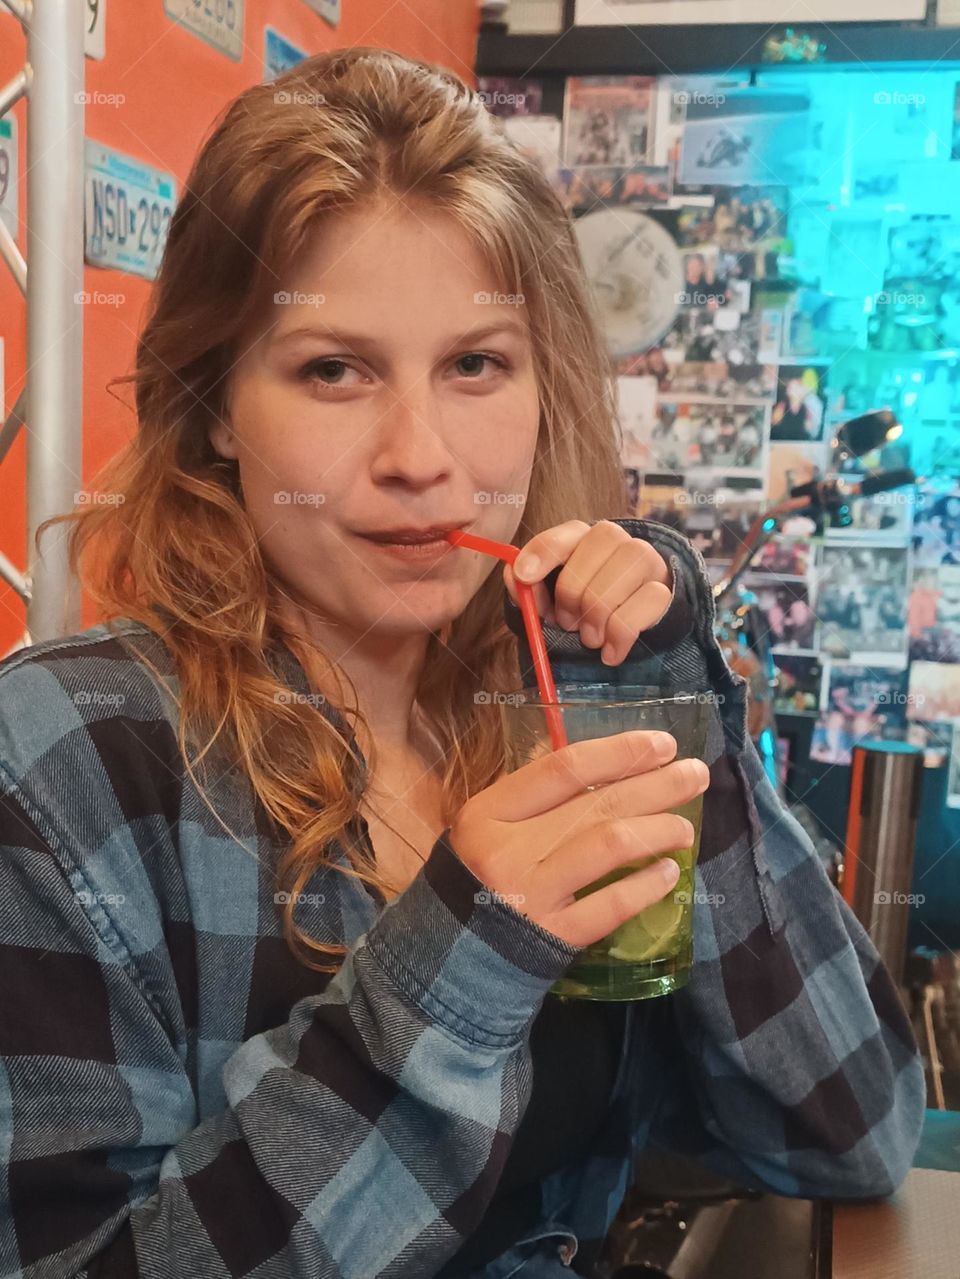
[497,683,712,1002]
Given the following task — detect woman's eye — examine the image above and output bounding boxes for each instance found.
[454,352,509,379]
[300,358,362,389]
[298,352,509,391]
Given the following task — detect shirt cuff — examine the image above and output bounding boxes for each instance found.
[364,829,580,1048]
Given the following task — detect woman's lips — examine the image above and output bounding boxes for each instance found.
[358,534,455,561]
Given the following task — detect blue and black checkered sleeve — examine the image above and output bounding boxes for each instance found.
[505,518,926,1200]
[0,645,579,1278]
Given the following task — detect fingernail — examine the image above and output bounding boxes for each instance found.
[582,623,603,647]
[515,554,541,581]
[651,731,675,757]
[686,759,710,788]
[660,858,681,886]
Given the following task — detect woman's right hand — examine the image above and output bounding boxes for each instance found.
[447,730,710,949]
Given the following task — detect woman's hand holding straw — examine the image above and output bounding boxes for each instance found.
[445,530,569,750]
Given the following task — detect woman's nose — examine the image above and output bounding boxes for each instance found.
[368,395,459,487]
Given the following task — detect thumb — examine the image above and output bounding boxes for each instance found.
[503,562,556,626]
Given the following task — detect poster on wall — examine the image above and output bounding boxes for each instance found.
[84,141,176,281]
[164,0,244,60]
[574,0,925,23]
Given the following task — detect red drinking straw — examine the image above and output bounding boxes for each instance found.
[445,530,569,750]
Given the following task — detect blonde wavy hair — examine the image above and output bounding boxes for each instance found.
[41,47,625,971]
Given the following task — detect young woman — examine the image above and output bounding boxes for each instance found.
[0,48,924,1279]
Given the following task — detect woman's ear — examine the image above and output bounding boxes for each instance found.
[209,415,239,460]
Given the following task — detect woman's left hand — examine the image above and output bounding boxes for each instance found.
[503,519,674,667]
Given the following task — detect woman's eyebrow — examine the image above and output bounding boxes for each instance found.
[270,320,529,351]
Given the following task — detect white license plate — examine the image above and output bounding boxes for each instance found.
[85,0,106,60]
[0,116,18,242]
[84,140,176,280]
[303,0,340,26]
[164,0,244,61]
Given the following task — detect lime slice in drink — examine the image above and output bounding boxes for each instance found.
[607,894,686,963]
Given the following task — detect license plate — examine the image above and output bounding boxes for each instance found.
[84,140,176,280]
[85,0,106,59]
[164,0,244,61]
[0,116,18,242]
[303,0,340,26]
[264,26,307,80]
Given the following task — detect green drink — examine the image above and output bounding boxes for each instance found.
[498,685,712,1002]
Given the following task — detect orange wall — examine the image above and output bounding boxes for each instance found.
[0,0,478,653]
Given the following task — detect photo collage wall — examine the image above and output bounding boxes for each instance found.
[480,67,960,798]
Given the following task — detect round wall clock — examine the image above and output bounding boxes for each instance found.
[574,208,684,357]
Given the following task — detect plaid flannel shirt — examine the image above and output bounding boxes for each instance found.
[0,519,925,1278]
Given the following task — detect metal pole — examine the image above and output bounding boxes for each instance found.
[25,0,84,639]
[841,741,924,988]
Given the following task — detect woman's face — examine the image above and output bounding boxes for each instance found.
[214,199,541,642]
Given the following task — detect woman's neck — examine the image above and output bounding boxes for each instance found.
[278,598,434,755]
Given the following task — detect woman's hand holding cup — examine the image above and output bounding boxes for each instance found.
[447,729,710,949]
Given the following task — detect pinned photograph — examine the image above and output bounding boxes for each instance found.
[809,661,908,766]
[677,186,788,258]
[477,76,544,118]
[815,546,909,658]
[635,474,689,532]
[552,163,672,213]
[679,248,730,309]
[770,365,827,443]
[949,721,960,808]
[654,399,768,478]
[905,720,954,769]
[500,115,563,177]
[615,375,659,468]
[908,565,960,662]
[772,654,823,716]
[768,441,826,503]
[709,487,766,560]
[753,538,812,578]
[563,76,654,166]
[907,661,960,722]
[660,308,777,397]
[824,664,910,727]
[678,89,809,188]
[622,466,642,518]
[810,709,883,765]
[825,481,912,542]
[912,481,960,567]
[664,359,775,400]
[744,577,817,651]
